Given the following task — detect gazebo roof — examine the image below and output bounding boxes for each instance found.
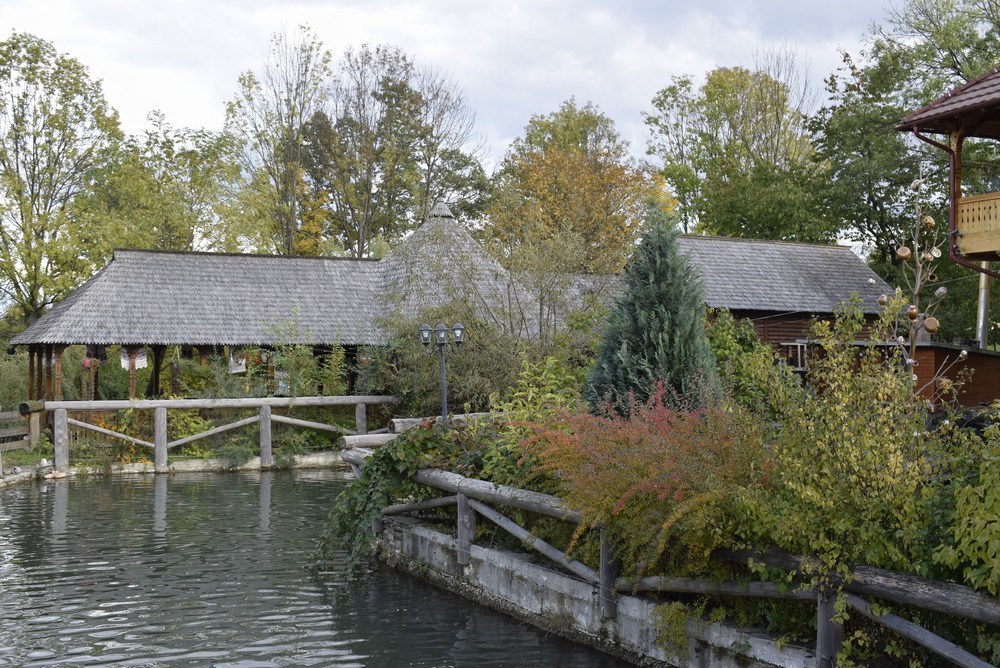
[897,66,1000,138]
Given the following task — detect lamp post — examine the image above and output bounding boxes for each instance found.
[419,322,465,421]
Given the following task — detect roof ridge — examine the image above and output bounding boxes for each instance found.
[114,248,382,262]
[678,235,852,250]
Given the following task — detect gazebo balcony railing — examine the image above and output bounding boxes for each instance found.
[956,191,1000,258]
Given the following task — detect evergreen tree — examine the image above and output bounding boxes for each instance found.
[586,205,719,412]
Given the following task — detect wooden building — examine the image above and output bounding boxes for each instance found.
[14,203,908,401]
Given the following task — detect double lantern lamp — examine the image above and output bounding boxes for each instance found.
[418,322,465,421]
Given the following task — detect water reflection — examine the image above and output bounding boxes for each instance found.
[0,471,631,667]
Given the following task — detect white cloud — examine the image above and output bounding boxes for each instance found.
[0,0,897,168]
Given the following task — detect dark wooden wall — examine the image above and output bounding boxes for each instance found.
[915,345,1000,407]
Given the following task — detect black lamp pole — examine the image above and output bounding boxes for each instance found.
[419,322,465,421]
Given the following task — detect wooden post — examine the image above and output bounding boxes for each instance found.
[35,347,44,402]
[53,408,69,471]
[816,593,844,668]
[266,353,275,396]
[199,346,208,366]
[127,347,137,399]
[259,405,272,468]
[355,401,367,436]
[599,526,619,620]
[44,345,53,401]
[154,406,167,473]
[28,410,41,449]
[456,493,476,566]
[27,345,35,401]
[53,345,65,401]
[146,345,165,397]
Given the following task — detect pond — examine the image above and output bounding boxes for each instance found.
[0,470,632,667]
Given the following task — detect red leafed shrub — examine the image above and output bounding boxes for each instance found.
[526,382,767,576]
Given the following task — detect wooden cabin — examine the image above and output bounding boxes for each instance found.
[13,205,902,401]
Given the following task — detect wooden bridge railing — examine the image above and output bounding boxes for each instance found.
[343,446,1000,668]
[44,395,398,473]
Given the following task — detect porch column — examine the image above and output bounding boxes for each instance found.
[146,345,165,398]
[27,345,35,401]
[127,346,138,399]
[35,347,44,402]
[53,345,66,400]
[44,344,53,401]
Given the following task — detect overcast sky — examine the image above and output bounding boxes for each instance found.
[2,0,899,168]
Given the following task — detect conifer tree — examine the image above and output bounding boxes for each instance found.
[586,205,719,411]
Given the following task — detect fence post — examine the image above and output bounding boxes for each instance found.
[53,408,69,471]
[355,401,367,436]
[154,406,168,473]
[259,405,272,468]
[456,492,476,566]
[599,526,619,620]
[28,410,41,448]
[816,592,844,668]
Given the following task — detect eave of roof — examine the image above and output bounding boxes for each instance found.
[897,66,1000,138]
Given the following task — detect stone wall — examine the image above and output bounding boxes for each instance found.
[377,516,817,668]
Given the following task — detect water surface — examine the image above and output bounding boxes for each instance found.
[0,470,631,667]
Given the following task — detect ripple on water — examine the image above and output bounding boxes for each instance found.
[1,471,633,667]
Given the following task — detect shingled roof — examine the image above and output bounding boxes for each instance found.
[11,251,385,347]
[677,236,889,314]
[897,66,1000,138]
[12,205,891,348]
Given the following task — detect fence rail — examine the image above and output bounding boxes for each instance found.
[344,446,1000,668]
[0,410,29,453]
[45,395,397,472]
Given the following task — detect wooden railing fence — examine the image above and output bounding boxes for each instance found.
[43,396,398,472]
[0,410,30,453]
[343,446,1000,668]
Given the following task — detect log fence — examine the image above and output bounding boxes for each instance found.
[344,446,1000,668]
[0,410,30,453]
[41,395,398,472]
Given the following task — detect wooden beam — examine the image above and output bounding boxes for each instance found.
[816,593,843,668]
[845,592,991,668]
[44,395,398,411]
[339,434,397,449]
[467,498,597,584]
[456,493,476,566]
[27,345,35,401]
[44,345,53,401]
[35,347,44,402]
[614,577,817,599]
[410,467,581,523]
[718,547,1000,626]
[270,414,349,433]
[127,346,137,399]
[381,495,458,516]
[53,345,65,401]
[166,415,260,449]
[67,417,154,448]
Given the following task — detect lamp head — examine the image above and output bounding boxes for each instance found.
[451,322,465,346]
[434,323,448,345]
[419,323,432,347]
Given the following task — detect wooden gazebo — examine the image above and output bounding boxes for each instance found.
[899,65,1000,263]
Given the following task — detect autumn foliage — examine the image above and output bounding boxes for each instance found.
[527,383,765,575]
